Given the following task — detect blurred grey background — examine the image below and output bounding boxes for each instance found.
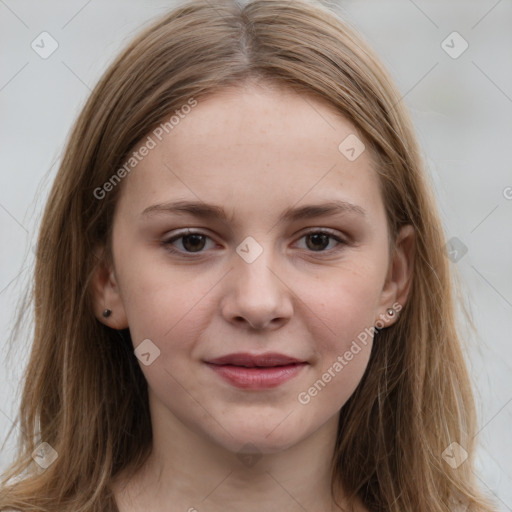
[1,0,511,509]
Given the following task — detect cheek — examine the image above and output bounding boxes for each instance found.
[296,287,375,414]
[295,260,381,395]
[299,347,372,409]
[298,259,384,347]
[112,228,215,344]
[121,273,215,350]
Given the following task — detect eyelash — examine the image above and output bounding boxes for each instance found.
[161,228,348,256]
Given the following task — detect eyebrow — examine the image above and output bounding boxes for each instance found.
[141,199,366,225]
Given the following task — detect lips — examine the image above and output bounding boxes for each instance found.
[205,352,308,389]
[206,352,305,367]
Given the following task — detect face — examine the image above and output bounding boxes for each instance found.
[94,82,413,455]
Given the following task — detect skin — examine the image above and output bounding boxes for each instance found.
[92,81,415,512]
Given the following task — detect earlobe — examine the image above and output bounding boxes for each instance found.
[376,224,415,327]
[90,248,129,330]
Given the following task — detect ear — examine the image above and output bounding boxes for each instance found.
[91,246,129,330]
[376,224,415,327]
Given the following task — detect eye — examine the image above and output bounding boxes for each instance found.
[161,229,216,255]
[295,229,347,253]
[161,228,347,256]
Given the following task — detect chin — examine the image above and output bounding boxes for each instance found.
[207,414,312,455]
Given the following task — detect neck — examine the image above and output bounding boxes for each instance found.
[113,392,361,512]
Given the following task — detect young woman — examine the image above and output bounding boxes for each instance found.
[0,0,497,510]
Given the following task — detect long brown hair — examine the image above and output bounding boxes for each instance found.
[0,0,497,510]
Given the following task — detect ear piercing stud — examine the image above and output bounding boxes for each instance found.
[103,309,112,318]
[386,308,395,317]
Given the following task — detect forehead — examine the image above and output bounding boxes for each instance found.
[116,84,384,223]
[166,84,360,157]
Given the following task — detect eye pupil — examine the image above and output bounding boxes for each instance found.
[182,234,206,252]
[306,233,329,251]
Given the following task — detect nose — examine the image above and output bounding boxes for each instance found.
[220,243,293,331]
